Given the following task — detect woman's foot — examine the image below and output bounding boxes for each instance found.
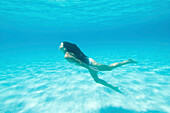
[127,58,137,63]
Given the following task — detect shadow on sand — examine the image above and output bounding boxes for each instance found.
[100,106,165,113]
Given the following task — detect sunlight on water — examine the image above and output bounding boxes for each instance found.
[0,0,170,113]
[0,46,169,113]
[0,0,170,30]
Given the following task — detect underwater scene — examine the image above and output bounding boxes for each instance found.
[0,0,170,113]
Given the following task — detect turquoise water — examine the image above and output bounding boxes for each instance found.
[0,0,170,113]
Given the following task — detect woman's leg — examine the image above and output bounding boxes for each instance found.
[89,70,123,93]
[109,58,137,69]
[91,58,137,71]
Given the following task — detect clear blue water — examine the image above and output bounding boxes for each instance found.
[0,0,170,113]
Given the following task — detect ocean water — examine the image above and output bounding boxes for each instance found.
[0,0,170,113]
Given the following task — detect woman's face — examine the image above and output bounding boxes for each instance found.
[59,42,66,53]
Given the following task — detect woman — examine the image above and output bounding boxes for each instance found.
[59,42,137,93]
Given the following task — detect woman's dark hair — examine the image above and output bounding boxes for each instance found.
[62,41,89,64]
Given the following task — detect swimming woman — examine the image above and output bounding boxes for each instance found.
[59,42,137,93]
